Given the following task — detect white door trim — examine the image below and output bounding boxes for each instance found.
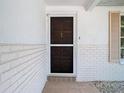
[46,11,77,77]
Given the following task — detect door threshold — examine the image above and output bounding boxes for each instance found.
[48,73,76,77]
[48,74,76,82]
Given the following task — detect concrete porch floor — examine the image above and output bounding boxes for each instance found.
[42,81,100,93]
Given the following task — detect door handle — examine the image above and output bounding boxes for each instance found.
[60,32,63,39]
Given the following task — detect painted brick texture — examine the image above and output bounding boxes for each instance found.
[0,44,48,93]
[77,44,124,81]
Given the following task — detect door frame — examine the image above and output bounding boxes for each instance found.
[46,11,77,77]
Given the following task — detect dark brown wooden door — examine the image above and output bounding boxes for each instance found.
[51,17,73,44]
[50,17,73,73]
[51,47,73,73]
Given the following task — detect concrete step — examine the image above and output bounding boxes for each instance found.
[47,76,76,82]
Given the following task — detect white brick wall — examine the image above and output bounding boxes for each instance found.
[0,44,48,93]
[77,44,124,81]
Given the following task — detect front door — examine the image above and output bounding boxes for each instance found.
[50,17,73,73]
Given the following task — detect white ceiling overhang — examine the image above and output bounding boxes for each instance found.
[83,0,102,11]
[98,0,124,6]
[45,0,124,11]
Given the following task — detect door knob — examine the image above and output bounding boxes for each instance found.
[60,32,63,39]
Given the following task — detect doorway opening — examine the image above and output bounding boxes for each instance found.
[47,12,77,76]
